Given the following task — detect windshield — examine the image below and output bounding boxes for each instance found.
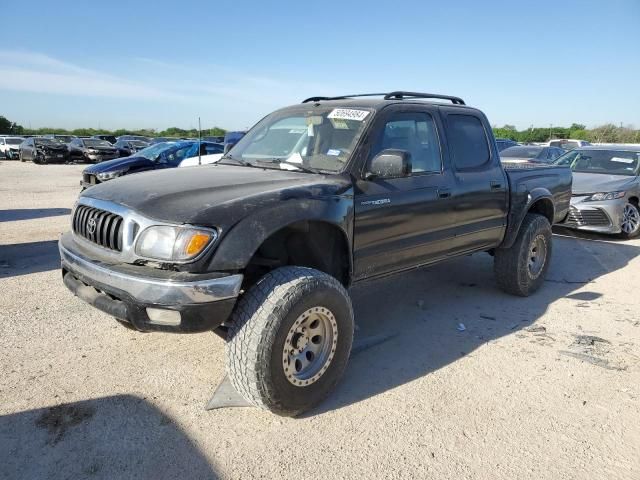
[6,138,23,145]
[53,136,74,142]
[129,140,148,148]
[226,107,373,173]
[501,146,543,159]
[84,139,112,148]
[554,149,640,176]
[35,138,59,146]
[136,142,198,164]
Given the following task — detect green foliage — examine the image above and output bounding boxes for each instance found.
[0,115,24,134]
[492,123,640,144]
[1,115,227,139]
[2,112,638,145]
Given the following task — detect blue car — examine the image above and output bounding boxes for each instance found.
[80,140,224,188]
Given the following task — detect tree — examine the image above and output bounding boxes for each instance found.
[0,115,24,134]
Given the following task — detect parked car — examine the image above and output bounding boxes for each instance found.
[117,135,151,143]
[549,139,591,150]
[178,143,225,167]
[149,137,185,145]
[19,137,70,164]
[68,138,120,163]
[202,135,225,143]
[223,130,247,153]
[0,136,25,159]
[43,134,76,144]
[495,138,518,152]
[92,135,118,144]
[113,139,149,157]
[80,140,222,188]
[59,91,572,416]
[500,145,566,164]
[555,146,640,238]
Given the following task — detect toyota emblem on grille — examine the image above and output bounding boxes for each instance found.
[87,217,97,235]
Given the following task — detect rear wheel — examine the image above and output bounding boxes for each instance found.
[494,213,552,296]
[226,266,354,416]
[620,201,640,239]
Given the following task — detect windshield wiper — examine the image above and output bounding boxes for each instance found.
[254,158,322,174]
[218,154,253,167]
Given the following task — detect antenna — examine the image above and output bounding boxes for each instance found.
[198,117,202,166]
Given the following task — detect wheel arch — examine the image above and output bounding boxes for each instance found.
[501,188,555,249]
[206,199,354,287]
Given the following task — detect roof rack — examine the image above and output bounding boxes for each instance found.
[302,93,388,103]
[302,91,465,105]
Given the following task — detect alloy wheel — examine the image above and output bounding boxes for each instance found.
[282,306,338,387]
[621,203,640,235]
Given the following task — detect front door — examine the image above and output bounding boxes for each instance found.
[353,106,457,280]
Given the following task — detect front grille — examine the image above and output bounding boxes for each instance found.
[564,206,610,227]
[73,205,124,251]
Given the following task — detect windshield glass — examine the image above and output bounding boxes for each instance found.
[136,142,197,164]
[6,138,23,145]
[501,146,543,158]
[129,140,148,148]
[84,139,112,147]
[554,149,640,176]
[35,138,59,146]
[226,106,373,172]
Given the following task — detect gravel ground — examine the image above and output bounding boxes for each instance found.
[1,160,639,479]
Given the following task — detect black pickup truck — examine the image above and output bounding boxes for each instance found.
[59,92,572,416]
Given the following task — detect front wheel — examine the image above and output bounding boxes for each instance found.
[226,266,354,416]
[494,213,552,296]
[620,201,640,239]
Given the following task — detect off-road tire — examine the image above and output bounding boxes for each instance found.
[226,266,354,417]
[494,213,552,297]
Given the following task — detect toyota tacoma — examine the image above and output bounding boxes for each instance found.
[59,92,572,416]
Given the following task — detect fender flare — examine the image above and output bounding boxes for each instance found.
[206,196,354,274]
[501,187,555,249]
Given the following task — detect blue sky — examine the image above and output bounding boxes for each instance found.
[1,0,639,131]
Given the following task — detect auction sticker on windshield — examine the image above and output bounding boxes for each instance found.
[328,108,370,121]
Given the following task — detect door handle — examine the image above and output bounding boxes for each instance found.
[438,188,452,199]
[490,181,502,190]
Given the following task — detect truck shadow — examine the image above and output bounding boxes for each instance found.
[0,208,71,222]
[309,234,640,416]
[0,395,220,480]
[0,240,60,278]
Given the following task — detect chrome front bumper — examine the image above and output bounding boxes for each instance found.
[59,240,243,305]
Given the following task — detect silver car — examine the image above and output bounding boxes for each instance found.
[555,146,640,238]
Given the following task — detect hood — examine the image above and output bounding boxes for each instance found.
[83,156,153,174]
[81,164,353,227]
[571,172,637,196]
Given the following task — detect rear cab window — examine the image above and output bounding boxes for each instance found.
[446,114,491,170]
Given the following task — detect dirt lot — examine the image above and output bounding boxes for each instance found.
[1,160,639,479]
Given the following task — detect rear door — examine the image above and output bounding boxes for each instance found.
[440,108,508,252]
[353,104,457,279]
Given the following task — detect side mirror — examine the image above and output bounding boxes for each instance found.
[366,149,412,179]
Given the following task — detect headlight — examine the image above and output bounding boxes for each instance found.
[135,226,217,261]
[96,170,124,181]
[586,191,625,201]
